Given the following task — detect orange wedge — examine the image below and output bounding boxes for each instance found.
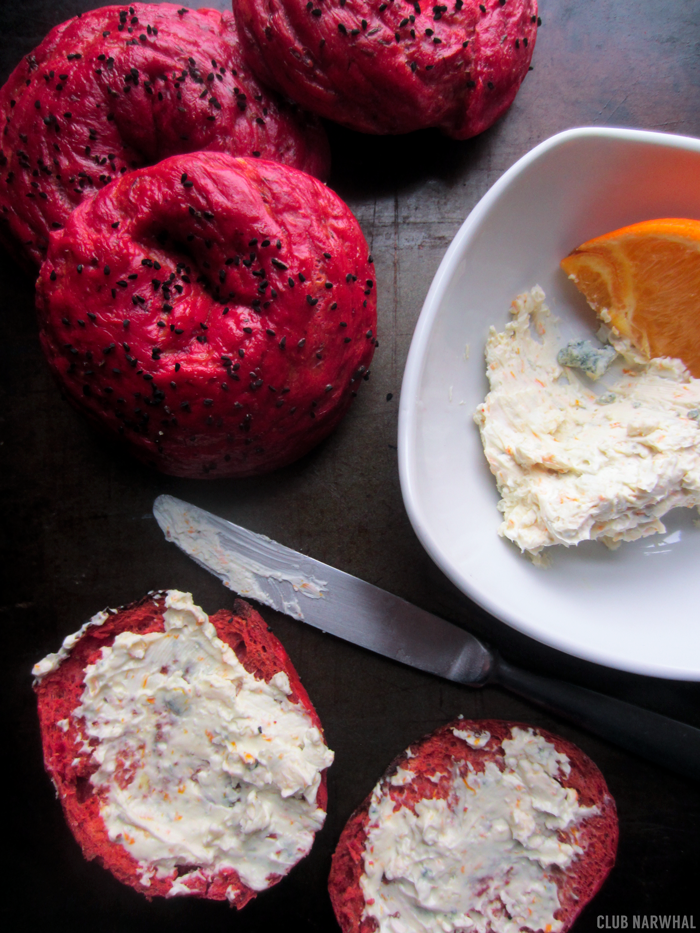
[560,218,700,377]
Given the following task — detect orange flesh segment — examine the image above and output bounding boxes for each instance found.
[560,218,700,377]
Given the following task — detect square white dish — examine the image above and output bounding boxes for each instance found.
[398,127,700,679]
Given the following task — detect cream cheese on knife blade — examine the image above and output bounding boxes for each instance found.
[154,496,327,620]
[474,287,700,560]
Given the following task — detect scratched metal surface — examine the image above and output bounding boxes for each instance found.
[1,1,699,930]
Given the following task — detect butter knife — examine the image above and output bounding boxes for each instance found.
[153,494,700,781]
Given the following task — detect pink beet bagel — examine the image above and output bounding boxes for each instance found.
[0,3,330,267]
[329,719,618,933]
[232,0,538,137]
[34,592,331,904]
[36,152,377,478]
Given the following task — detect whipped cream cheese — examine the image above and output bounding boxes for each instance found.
[360,727,595,933]
[32,608,111,679]
[64,591,333,898]
[474,287,700,558]
[452,726,491,749]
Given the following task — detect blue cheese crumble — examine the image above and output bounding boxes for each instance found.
[557,339,617,380]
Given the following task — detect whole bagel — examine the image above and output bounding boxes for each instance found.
[232,0,538,137]
[0,3,330,267]
[36,151,377,478]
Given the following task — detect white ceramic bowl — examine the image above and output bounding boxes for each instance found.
[399,127,700,680]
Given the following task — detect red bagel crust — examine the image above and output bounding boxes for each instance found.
[0,3,330,267]
[232,0,537,137]
[34,592,330,905]
[329,719,618,933]
[36,151,376,478]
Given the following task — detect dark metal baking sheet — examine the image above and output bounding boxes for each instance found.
[2,1,699,930]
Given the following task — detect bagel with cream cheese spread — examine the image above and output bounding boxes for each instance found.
[33,590,334,905]
[329,718,617,933]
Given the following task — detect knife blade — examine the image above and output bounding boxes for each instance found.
[154,494,700,781]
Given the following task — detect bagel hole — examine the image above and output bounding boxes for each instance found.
[141,227,225,302]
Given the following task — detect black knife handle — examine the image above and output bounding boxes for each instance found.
[493,655,700,782]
